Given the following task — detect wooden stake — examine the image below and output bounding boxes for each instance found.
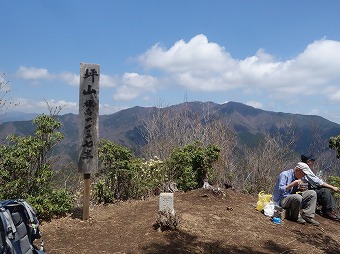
[83,173,91,220]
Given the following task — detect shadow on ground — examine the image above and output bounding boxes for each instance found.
[70,207,83,219]
[292,229,340,254]
[142,230,302,254]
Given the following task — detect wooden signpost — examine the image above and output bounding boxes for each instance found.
[78,63,100,220]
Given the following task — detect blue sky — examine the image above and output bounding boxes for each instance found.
[1,1,340,124]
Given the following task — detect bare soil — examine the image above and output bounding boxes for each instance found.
[40,189,340,254]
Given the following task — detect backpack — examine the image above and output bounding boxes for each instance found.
[0,199,45,254]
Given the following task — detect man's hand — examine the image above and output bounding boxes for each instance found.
[322,182,339,192]
[286,179,301,190]
[293,179,302,187]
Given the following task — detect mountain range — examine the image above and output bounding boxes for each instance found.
[1,101,340,164]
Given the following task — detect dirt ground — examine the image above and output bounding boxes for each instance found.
[39,189,340,254]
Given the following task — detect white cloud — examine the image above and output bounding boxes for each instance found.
[139,34,233,72]
[57,72,117,87]
[16,66,117,88]
[13,98,77,114]
[99,104,126,115]
[328,90,340,103]
[58,72,79,86]
[12,98,123,116]
[113,72,158,101]
[138,34,238,91]
[43,99,77,112]
[246,101,263,109]
[101,74,118,88]
[0,74,11,92]
[113,85,140,101]
[308,109,320,116]
[138,35,340,99]
[16,66,51,80]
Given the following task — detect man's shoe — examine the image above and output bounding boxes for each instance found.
[315,208,323,216]
[324,211,340,221]
[297,216,306,224]
[302,216,320,226]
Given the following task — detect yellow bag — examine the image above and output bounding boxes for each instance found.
[256,191,272,211]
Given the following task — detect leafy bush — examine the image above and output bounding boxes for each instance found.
[166,141,220,191]
[329,135,340,158]
[27,189,74,221]
[134,156,167,196]
[93,179,115,204]
[328,176,340,212]
[94,140,135,202]
[94,139,169,202]
[0,114,74,220]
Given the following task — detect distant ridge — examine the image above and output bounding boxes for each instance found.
[1,101,340,164]
[2,111,38,123]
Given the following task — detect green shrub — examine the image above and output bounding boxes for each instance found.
[27,189,74,221]
[166,141,220,191]
[328,176,340,212]
[0,114,74,220]
[93,178,115,203]
[94,141,168,202]
[94,140,135,203]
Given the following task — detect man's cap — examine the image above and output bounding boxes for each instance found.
[301,153,316,162]
[295,162,313,175]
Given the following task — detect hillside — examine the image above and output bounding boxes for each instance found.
[40,188,340,254]
[1,101,340,162]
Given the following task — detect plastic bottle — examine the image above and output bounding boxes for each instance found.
[40,240,44,252]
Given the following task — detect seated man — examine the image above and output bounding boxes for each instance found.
[272,162,319,226]
[301,153,340,221]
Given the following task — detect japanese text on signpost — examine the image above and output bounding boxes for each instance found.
[78,63,100,174]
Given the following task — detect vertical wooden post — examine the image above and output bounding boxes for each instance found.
[83,173,91,220]
[78,63,100,221]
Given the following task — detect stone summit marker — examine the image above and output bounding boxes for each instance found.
[78,62,100,220]
[159,193,175,215]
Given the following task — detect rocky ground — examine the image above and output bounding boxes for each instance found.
[39,188,340,254]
